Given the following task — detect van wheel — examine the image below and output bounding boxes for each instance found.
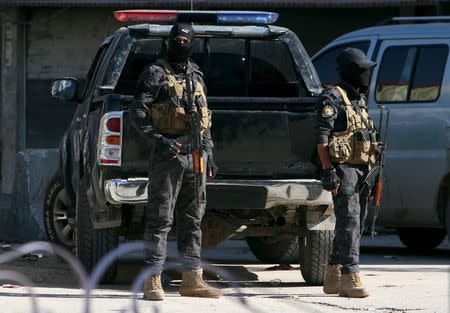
[299,230,334,285]
[75,179,118,284]
[245,235,299,264]
[397,228,446,249]
[43,170,74,249]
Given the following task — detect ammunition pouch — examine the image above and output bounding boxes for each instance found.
[150,101,189,135]
[329,132,377,165]
[329,134,352,163]
[353,130,374,164]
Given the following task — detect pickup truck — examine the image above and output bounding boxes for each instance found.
[46,10,334,284]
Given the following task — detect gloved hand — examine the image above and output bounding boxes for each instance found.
[322,167,340,193]
[157,137,181,159]
[207,155,218,179]
[178,143,192,155]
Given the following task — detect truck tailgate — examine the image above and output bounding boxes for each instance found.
[121,96,320,178]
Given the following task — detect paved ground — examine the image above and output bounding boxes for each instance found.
[0,234,448,313]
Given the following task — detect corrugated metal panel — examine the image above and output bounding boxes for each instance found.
[0,0,441,8]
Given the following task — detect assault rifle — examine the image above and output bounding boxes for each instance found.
[185,73,204,207]
[364,105,390,238]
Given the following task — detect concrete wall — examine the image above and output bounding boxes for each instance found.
[12,149,60,241]
[26,8,120,79]
[1,8,25,194]
[25,8,120,149]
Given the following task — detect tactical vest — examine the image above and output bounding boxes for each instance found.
[328,86,377,165]
[148,59,212,135]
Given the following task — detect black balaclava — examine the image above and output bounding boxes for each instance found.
[167,23,195,64]
[340,63,371,92]
[337,48,376,93]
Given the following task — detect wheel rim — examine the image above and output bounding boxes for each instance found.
[52,189,74,247]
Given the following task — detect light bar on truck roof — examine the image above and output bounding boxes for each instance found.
[113,10,279,25]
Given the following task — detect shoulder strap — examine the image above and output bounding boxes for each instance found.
[156,59,179,83]
[155,58,173,75]
[334,86,352,107]
[334,86,373,130]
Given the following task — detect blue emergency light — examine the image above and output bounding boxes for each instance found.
[217,11,278,25]
[114,10,279,25]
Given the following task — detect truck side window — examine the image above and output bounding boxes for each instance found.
[376,45,448,103]
[102,37,134,89]
[84,46,108,99]
[114,38,163,95]
[313,41,370,87]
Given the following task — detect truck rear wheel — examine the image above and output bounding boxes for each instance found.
[397,228,446,249]
[299,230,334,285]
[75,180,118,284]
[245,235,299,264]
[43,170,74,249]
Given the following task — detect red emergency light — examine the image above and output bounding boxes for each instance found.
[114,10,178,24]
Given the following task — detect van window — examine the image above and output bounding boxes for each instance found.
[410,46,448,102]
[376,45,448,103]
[313,41,370,87]
[376,46,417,102]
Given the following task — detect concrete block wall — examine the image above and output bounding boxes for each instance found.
[11,149,60,242]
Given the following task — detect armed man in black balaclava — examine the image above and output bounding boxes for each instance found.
[130,23,221,301]
[316,48,378,298]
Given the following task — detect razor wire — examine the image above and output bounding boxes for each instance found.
[0,240,321,313]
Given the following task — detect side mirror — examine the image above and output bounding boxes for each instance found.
[51,78,78,101]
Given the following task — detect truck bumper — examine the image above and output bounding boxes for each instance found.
[104,178,333,210]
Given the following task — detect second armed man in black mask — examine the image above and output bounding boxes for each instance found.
[130,23,221,301]
[316,48,378,298]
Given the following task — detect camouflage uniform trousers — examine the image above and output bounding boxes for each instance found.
[329,163,369,274]
[144,151,207,274]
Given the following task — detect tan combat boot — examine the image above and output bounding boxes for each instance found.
[339,272,369,298]
[180,268,223,298]
[143,274,165,301]
[323,264,341,294]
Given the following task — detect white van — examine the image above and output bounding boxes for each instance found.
[312,16,450,249]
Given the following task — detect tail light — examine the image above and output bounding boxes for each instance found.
[98,112,122,166]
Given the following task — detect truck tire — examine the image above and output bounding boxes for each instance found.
[397,228,446,249]
[245,235,299,264]
[75,179,118,284]
[43,170,74,249]
[299,230,334,285]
